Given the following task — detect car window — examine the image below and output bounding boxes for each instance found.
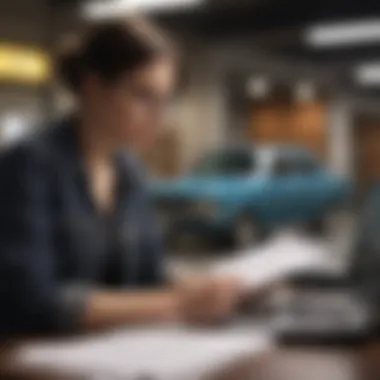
[273,152,320,176]
[192,150,255,176]
[296,156,320,174]
[273,156,295,176]
[293,153,320,174]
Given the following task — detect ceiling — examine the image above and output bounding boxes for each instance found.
[154,0,380,98]
[57,0,380,99]
[154,0,380,60]
[62,1,380,63]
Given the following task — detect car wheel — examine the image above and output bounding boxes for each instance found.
[232,214,261,249]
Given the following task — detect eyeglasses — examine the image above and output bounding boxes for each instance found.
[123,84,174,111]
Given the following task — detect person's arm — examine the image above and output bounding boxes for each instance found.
[83,290,179,329]
[0,144,183,335]
[82,276,245,329]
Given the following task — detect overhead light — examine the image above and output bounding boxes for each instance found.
[83,0,204,19]
[0,44,50,85]
[1,113,29,146]
[305,19,380,47]
[294,82,315,102]
[247,76,271,99]
[355,62,380,86]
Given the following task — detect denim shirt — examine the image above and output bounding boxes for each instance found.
[0,117,165,336]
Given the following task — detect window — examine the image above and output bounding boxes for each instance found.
[192,149,254,176]
[273,156,295,176]
[273,151,320,176]
[293,153,320,174]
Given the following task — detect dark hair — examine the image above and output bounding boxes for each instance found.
[57,19,173,94]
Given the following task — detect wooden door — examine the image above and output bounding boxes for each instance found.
[355,119,380,185]
[250,101,327,157]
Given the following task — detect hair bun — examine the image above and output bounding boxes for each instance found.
[57,34,85,93]
[56,19,173,95]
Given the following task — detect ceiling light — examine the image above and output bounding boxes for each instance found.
[355,62,380,86]
[305,19,380,47]
[83,0,204,19]
[0,44,50,84]
[247,76,271,99]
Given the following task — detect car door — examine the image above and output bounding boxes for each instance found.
[296,153,346,218]
[291,151,327,219]
[265,152,311,223]
[214,148,257,214]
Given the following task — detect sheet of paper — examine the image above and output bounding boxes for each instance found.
[17,325,270,380]
[214,231,335,289]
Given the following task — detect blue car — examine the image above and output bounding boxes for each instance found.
[151,145,352,248]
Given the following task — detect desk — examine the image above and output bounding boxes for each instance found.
[2,343,380,380]
[214,344,380,380]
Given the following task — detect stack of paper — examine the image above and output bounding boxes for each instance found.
[214,232,335,289]
[17,326,270,380]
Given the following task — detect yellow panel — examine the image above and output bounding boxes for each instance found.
[0,44,51,85]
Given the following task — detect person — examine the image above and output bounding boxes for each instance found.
[0,19,244,336]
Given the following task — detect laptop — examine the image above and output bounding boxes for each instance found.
[270,186,380,345]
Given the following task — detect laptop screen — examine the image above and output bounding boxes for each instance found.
[349,184,380,298]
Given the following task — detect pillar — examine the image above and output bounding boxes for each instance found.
[175,47,229,171]
[327,97,355,178]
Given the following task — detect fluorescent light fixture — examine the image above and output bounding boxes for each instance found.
[247,76,271,99]
[0,44,50,84]
[305,19,380,47]
[355,62,380,86]
[83,0,204,19]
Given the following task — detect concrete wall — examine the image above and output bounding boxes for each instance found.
[327,97,355,178]
[173,46,230,170]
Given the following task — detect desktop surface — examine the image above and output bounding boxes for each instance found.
[3,340,380,380]
[214,343,380,380]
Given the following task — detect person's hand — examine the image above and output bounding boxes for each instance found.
[176,276,244,325]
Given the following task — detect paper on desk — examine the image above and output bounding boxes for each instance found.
[214,232,332,289]
[18,326,270,380]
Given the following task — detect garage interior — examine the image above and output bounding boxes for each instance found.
[1,0,380,185]
[1,1,380,247]
[3,1,380,378]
